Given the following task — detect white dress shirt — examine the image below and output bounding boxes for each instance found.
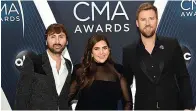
[47,51,68,96]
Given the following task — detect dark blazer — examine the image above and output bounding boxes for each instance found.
[123,37,194,110]
[15,52,72,110]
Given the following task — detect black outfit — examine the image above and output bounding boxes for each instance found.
[138,38,163,80]
[68,61,132,110]
[15,52,72,110]
[123,37,194,110]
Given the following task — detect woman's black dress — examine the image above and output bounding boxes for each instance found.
[69,62,132,110]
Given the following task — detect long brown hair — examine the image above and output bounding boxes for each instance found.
[77,34,116,89]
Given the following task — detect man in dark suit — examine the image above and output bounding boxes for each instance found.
[123,3,194,110]
[15,23,72,110]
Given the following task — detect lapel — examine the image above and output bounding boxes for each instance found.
[41,52,58,96]
[155,39,165,84]
[139,59,155,83]
[59,58,72,96]
[136,39,155,83]
[42,52,73,97]
[137,37,165,83]
[65,58,72,83]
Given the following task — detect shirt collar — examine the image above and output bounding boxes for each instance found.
[138,36,161,49]
[47,50,65,68]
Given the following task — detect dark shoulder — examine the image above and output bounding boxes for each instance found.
[31,54,42,64]
[74,63,82,69]
[30,54,43,68]
[31,54,44,73]
[114,63,123,74]
[158,37,179,48]
[159,36,178,43]
[122,42,138,59]
[123,42,138,51]
[71,64,83,82]
[73,64,83,76]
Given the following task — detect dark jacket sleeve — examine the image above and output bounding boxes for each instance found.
[14,56,35,110]
[172,39,194,109]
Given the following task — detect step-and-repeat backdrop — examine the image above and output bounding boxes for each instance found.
[1,0,196,109]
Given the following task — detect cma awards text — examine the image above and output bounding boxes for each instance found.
[181,0,196,17]
[1,3,20,22]
[73,2,131,33]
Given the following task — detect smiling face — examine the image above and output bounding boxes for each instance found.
[47,32,67,54]
[91,40,110,63]
[45,24,68,55]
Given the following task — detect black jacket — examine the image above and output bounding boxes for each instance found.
[123,37,194,110]
[15,52,72,110]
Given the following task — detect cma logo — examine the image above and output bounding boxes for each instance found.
[1,3,20,22]
[73,1,129,21]
[180,0,196,17]
[1,2,25,36]
[181,0,196,11]
[181,45,191,66]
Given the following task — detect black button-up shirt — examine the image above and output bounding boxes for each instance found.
[138,38,162,81]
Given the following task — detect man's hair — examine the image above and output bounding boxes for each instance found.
[136,2,158,20]
[45,23,68,39]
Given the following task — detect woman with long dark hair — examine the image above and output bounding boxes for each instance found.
[68,34,132,110]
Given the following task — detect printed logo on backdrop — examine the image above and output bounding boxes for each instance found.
[2,2,27,69]
[1,2,24,22]
[73,1,131,33]
[181,0,196,17]
[1,1,25,36]
[1,2,20,22]
[181,45,192,66]
[15,50,37,71]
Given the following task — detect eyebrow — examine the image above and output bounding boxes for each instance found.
[49,33,66,36]
[94,46,108,48]
[140,16,155,18]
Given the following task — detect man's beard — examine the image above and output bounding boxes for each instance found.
[47,44,65,54]
[139,25,156,38]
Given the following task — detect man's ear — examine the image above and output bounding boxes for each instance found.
[136,20,139,27]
